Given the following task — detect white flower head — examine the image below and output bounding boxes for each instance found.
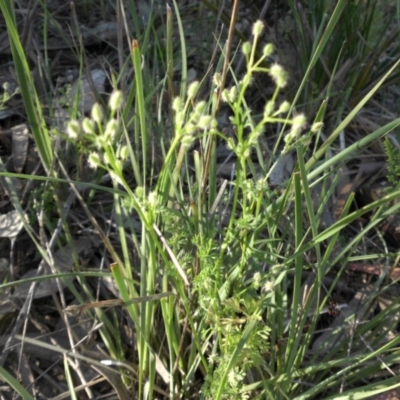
[269,63,288,88]
[221,89,229,103]
[291,114,307,134]
[119,145,129,161]
[194,100,206,115]
[88,152,100,170]
[262,280,274,293]
[184,122,196,136]
[252,20,264,37]
[172,97,182,112]
[213,72,222,88]
[91,103,103,124]
[148,191,158,208]
[175,110,185,129]
[187,81,199,99]
[82,117,95,135]
[228,86,237,103]
[108,90,124,112]
[104,118,119,141]
[66,119,80,139]
[197,115,213,130]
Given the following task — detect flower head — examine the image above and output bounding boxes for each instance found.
[66,119,80,139]
[252,20,264,37]
[187,81,199,99]
[91,103,104,124]
[213,73,222,88]
[264,101,275,118]
[108,90,124,112]
[104,118,119,141]
[88,152,100,170]
[263,43,274,57]
[311,121,324,133]
[269,63,288,88]
[275,101,291,116]
[82,117,95,135]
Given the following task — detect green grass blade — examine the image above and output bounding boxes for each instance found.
[290,0,347,110]
[0,0,53,173]
[306,58,400,171]
[64,356,78,400]
[284,172,304,376]
[0,365,34,400]
[131,39,147,187]
[215,318,261,400]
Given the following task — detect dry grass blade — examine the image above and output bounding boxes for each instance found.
[65,291,175,312]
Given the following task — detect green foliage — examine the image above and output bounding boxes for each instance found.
[3,1,400,399]
[0,82,19,110]
[283,0,400,117]
[383,137,400,190]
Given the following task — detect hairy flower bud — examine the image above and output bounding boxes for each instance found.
[88,152,100,169]
[213,73,222,88]
[242,41,251,56]
[66,119,80,139]
[269,63,288,88]
[172,97,182,112]
[263,43,274,57]
[275,101,290,115]
[311,122,324,133]
[104,118,119,141]
[197,115,213,130]
[264,101,275,118]
[108,90,124,112]
[187,81,199,99]
[91,103,103,124]
[82,117,95,135]
[252,20,264,37]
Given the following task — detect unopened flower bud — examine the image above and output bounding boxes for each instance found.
[242,42,251,56]
[172,97,182,112]
[263,43,274,57]
[311,122,324,133]
[275,101,290,115]
[264,101,275,118]
[119,145,129,160]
